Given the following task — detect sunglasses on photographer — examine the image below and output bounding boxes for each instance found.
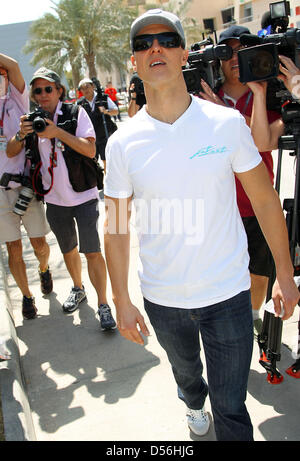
[132,32,183,52]
[33,86,54,95]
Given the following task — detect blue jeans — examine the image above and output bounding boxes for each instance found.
[144,290,254,441]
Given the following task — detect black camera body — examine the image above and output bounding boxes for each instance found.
[91,77,107,109]
[238,42,280,83]
[237,1,299,84]
[183,38,232,94]
[238,28,300,84]
[130,73,144,96]
[27,107,50,133]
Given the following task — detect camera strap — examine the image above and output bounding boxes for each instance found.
[221,90,252,115]
[31,138,55,197]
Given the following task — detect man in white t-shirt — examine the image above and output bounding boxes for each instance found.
[8,67,116,331]
[0,53,52,321]
[104,10,299,440]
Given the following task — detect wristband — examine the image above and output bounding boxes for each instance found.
[131,98,136,101]
[15,131,25,142]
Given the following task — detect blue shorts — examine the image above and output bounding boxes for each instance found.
[46,199,101,254]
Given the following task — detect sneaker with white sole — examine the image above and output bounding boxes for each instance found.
[186,406,210,436]
[63,286,87,313]
[98,304,117,331]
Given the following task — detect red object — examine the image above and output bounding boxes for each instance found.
[260,352,284,384]
[267,373,284,384]
[105,87,117,102]
[286,366,300,379]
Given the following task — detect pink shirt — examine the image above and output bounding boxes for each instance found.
[0,83,29,189]
[38,101,98,206]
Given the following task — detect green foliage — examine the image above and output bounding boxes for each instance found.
[23,0,137,88]
[144,0,203,47]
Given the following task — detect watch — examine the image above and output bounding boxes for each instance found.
[15,131,25,142]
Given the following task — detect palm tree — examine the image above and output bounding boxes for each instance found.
[23,0,136,88]
[145,0,203,47]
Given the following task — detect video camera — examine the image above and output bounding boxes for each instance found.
[237,1,300,84]
[183,37,233,94]
[26,106,50,133]
[130,73,144,97]
[91,77,107,109]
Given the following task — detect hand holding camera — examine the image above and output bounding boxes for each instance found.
[277,55,300,99]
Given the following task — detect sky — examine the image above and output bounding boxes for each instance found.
[0,0,55,25]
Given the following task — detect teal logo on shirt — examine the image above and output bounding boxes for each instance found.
[190,145,229,159]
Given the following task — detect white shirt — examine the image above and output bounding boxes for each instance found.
[87,91,117,111]
[0,83,29,188]
[105,96,262,308]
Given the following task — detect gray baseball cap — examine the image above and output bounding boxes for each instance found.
[130,9,186,50]
[30,67,61,85]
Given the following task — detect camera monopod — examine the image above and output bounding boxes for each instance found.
[91,77,109,141]
[258,132,300,383]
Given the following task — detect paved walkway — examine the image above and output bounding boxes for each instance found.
[0,136,300,441]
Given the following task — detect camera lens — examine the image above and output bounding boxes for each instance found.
[32,116,47,133]
[13,186,34,216]
[250,50,275,79]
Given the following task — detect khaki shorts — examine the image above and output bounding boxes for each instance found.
[0,187,50,244]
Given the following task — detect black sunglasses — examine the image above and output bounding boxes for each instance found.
[33,86,54,95]
[132,32,183,52]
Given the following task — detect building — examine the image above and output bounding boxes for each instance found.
[0,21,38,86]
[186,0,300,44]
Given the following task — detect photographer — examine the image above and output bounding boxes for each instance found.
[77,78,118,172]
[200,25,284,336]
[128,71,146,117]
[0,54,52,320]
[7,67,116,330]
[104,81,121,121]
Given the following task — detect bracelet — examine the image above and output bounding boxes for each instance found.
[131,98,136,101]
[15,131,26,142]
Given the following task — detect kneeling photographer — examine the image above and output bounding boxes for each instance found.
[7,67,116,330]
[0,54,52,321]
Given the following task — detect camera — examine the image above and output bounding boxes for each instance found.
[13,180,34,216]
[237,1,300,84]
[26,107,50,133]
[0,172,34,216]
[130,73,144,97]
[182,37,233,94]
[91,77,106,109]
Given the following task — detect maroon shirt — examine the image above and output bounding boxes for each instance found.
[217,88,280,217]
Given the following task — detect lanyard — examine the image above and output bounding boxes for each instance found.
[0,100,6,136]
[222,91,252,116]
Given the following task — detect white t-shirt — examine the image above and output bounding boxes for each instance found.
[87,92,117,111]
[38,101,98,206]
[104,96,262,309]
[0,83,29,189]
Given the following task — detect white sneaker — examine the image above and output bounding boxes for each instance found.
[186,406,210,436]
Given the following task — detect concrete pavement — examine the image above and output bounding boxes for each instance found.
[1,140,300,441]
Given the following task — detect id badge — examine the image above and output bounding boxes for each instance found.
[0,135,7,152]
